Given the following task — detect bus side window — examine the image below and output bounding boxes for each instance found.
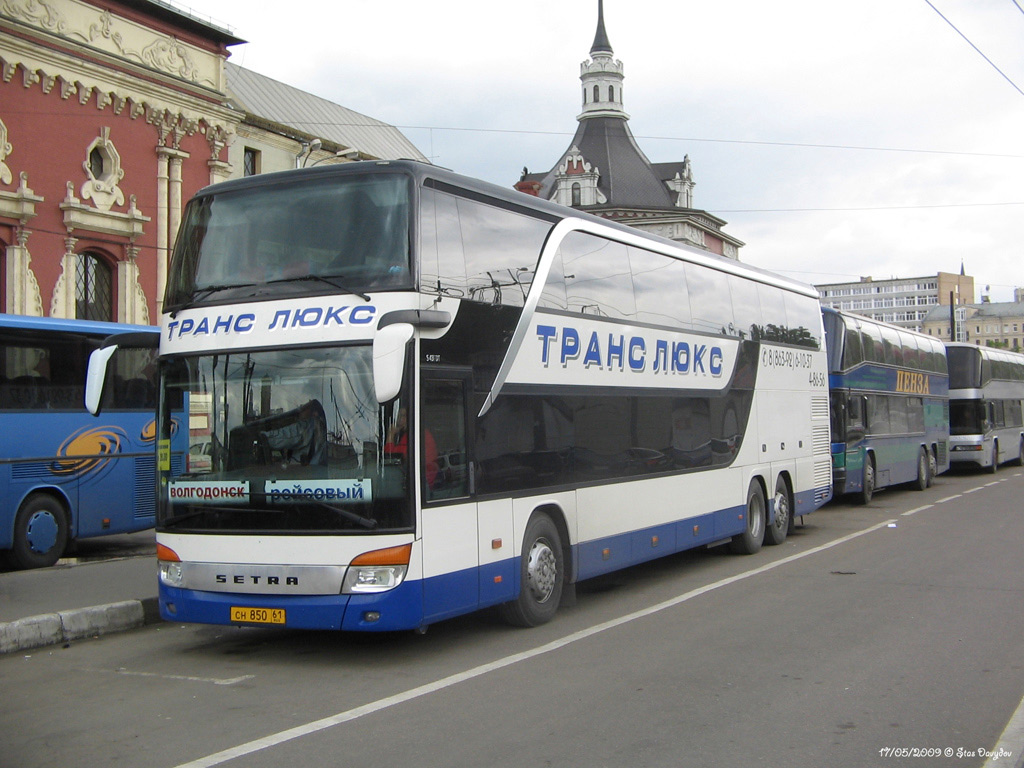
[422,378,470,501]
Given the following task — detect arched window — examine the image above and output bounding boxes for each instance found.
[593,85,600,103]
[76,251,113,321]
[609,86,615,102]
[571,183,582,207]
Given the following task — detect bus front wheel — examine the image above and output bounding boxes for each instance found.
[730,481,766,555]
[11,494,69,570]
[501,514,564,628]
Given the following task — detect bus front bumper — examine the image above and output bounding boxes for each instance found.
[159,580,425,632]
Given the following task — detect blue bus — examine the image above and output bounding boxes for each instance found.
[822,308,950,503]
[0,315,159,569]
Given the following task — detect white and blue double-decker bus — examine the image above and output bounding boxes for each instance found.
[822,308,950,504]
[93,160,832,631]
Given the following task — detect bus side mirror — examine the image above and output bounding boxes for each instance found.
[85,346,118,416]
[373,323,414,403]
[85,330,159,416]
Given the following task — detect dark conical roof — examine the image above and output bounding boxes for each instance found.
[591,0,613,55]
[530,116,676,210]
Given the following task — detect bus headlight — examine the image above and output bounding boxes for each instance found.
[159,560,184,587]
[157,543,183,587]
[342,543,412,594]
[343,564,408,593]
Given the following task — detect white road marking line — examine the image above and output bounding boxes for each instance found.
[983,691,1024,767]
[901,505,934,516]
[92,668,254,686]
[173,518,899,768]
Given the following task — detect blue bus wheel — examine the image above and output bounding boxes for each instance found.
[859,457,875,505]
[764,475,791,546]
[500,514,564,628]
[914,448,929,492]
[730,480,766,555]
[11,495,69,570]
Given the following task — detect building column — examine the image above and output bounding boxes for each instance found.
[118,244,148,325]
[4,228,43,316]
[50,236,78,319]
[155,150,169,316]
[155,147,189,317]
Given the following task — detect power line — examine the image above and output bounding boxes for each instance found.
[717,201,1024,213]
[3,109,1022,159]
[393,124,1024,159]
[924,0,1024,98]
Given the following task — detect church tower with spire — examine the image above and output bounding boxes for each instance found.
[515,1,742,259]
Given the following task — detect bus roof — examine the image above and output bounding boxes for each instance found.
[0,314,157,337]
[187,159,820,300]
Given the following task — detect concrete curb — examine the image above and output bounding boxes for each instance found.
[0,597,160,654]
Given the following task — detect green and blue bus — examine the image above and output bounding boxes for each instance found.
[822,307,949,503]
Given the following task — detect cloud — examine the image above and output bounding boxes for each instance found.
[192,0,1024,301]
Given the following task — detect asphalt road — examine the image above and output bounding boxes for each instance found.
[3,467,1024,768]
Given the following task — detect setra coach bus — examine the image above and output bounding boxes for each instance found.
[88,160,833,632]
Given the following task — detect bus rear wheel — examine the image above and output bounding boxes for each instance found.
[764,475,791,546]
[914,447,929,491]
[730,481,766,555]
[501,513,564,628]
[989,442,999,474]
[859,456,875,505]
[11,494,69,570]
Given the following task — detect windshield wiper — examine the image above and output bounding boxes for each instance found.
[169,283,258,317]
[263,274,370,302]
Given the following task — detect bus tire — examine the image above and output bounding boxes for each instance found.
[914,447,929,491]
[764,475,791,546]
[988,442,999,474]
[859,455,875,505]
[500,513,564,628]
[11,494,69,570]
[730,480,766,555]
[927,447,937,487]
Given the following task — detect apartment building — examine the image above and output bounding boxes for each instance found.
[816,272,975,332]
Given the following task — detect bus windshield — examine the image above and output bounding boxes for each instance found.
[164,172,412,309]
[160,345,412,533]
[947,346,982,389]
[949,399,985,435]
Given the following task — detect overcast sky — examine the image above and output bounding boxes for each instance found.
[180,0,1024,302]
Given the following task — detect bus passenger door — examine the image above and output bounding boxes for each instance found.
[418,371,491,621]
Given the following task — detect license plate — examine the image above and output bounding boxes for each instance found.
[230,606,286,625]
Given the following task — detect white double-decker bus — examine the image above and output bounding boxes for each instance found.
[91,160,832,631]
[946,343,1024,472]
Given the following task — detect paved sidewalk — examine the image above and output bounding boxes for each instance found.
[0,531,160,654]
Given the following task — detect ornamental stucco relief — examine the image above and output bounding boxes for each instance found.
[2,0,218,89]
